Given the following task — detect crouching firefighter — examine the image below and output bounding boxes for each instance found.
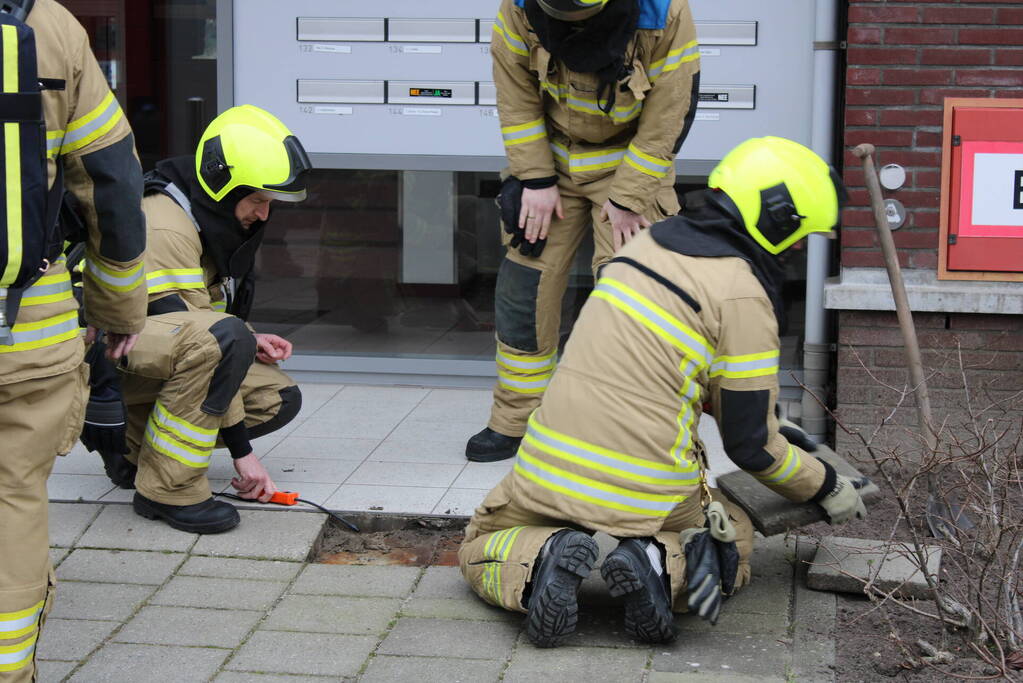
[80,105,312,534]
[0,0,147,679]
[459,137,868,647]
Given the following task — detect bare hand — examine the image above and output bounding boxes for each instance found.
[519,186,564,244]
[231,453,277,503]
[255,333,293,364]
[601,200,652,252]
[85,326,139,360]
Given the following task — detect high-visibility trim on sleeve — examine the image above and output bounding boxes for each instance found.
[0,311,80,353]
[0,632,37,672]
[501,117,547,147]
[211,300,227,312]
[494,11,529,56]
[647,40,700,83]
[2,25,22,288]
[710,349,780,379]
[146,268,206,294]
[85,258,144,293]
[58,91,125,155]
[754,445,802,485]
[0,601,43,640]
[623,143,672,179]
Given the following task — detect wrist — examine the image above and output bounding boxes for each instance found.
[810,460,838,504]
[221,421,253,459]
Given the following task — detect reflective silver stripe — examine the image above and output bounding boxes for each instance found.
[494,13,527,54]
[145,271,205,290]
[60,96,120,149]
[550,143,569,162]
[0,642,34,667]
[496,351,555,371]
[85,259,144,289]
[502,121,546,144]
[153,401,217,447]
[565,96,642,122]
[527,422,698,482]
[647,43,701,80]
[593,281,713,366]
[0,606,41,637]
[757,446,800,484]
[21,279,72,300]
[498,374,550,390]
[624,146,671,177]
[516,455,679,512]
[144,422,212,467]
[569,149,625,172]
[6,315,78,346]
[710,354,779,376]
[162,182,201,232]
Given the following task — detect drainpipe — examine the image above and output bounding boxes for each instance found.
[801,0,841,442]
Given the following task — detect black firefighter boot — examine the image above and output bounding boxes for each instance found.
[525,529,599,648]
[133,493,240,534]
[601,538,678,643]
[465,427,522,463]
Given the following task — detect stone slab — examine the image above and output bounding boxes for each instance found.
[191,510,326,561]
[262,594,402,635]
[721,576,792,616]
[115,606,264,648]
[49,582,155,621]
[377,617,520,659]
[50,547,70,567]
[651,631,791,679]
[676,610,788,636]
[792,537,837,683]
[504,645,650,682]
[69,643,229,683]
[401,596,519,622]
[806,536,941,599]
[649,673,786,683]
[227,631,377,677]
[56,549,185,585]
[410,566,473,599]
[215,674,329,683]
[36,661,77,682]
[36,618,117,661]
[49,503,102,548]
[150,575,289,612]
[177,556,303,582]
[717,446,881,536]
[561,609,648,648]
[290,563,420,598]
[75,505,198,552]
[361,655,505,683]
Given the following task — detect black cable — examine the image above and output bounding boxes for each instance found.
[216,492,359,532]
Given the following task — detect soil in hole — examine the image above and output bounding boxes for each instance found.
[315,517,465,567]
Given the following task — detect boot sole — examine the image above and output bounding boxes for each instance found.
[465,441,521,463]
[526,533,599,648]
[601,552,677,644]
[133,497,240,535]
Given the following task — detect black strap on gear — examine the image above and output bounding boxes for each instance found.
[0,0,34,22]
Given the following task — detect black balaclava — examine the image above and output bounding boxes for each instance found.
[525,0,640,115]
[649,189,789,333]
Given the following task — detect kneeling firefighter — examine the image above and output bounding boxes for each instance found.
[459,136,868,647]
[80,105,313,533]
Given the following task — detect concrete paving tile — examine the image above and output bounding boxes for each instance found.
[346,461,463,488]
[263,594,402,635]
[50,547,70,567]
[325,484,444,514]
[259,457,360,484]
[206,454,241,481]
[361,655,504,683]
[36,618,117,660]
[405,388,492,423]
[178,556,304,582]
[452,461,514,489]
[376,617,520,659]
[48,503,102,547]
[724,576,792,615]
[75,505,198,552]
[432,488,489,516]
[387,418,482,443]
[561,608,648,648]
[52,446,104,475]
[69,643,229,682]
[150,576,288,611]
[263,435,380,461]
[328,385,429,409]
[367,438,467,465]
[652,631,791,678]
[97,487,135,503]
[36,660,77,681]
[49,582,155,621]
[676,610,787,636]
[411,566,470,599]
[47,474,115,503]
[227,631,377,677]
[191,510,326,561]
[115,606,263,648]
[791,536,836,683]
[215,673,332,683]
[504,645,650,682]
[807,536,941,599]
[56,549,185,585]
[401,596,520,622]
[648,673,786,683]
[290,564,420,598]
[292,415,404,440]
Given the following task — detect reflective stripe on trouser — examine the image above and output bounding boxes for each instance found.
[488,169,679,437]
[458,475,573,614]
[0,366,88,681]
[122,337,296,506]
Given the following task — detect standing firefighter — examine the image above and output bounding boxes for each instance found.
[0,0,146,679]
[80,105,311,534]
[466,0,701,462]
[459,137,868,647]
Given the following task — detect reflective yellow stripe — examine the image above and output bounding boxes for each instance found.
[85,258,144,292]
[494,12,528,56]
[669,362,702,465]
[0,632,37,672]
[20,270,73,306]
[647,40,700,82]
[710,350,780,379]
[0,601,43,640]
[45,128,63,158]
[152,400,217,448]
[0,311,80,353]
[2,25,22,287]
[501,117,547,147]
[755,445,802,485]
[146,268,206,294]
[59,91,125,155]
[496,348,556,370]
[211,300,226,312]
[624,143,672,179]
[144,419,213,469]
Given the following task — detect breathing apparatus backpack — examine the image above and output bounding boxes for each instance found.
[0,0,67,344]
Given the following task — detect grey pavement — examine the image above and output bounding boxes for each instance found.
[40,502,835,682]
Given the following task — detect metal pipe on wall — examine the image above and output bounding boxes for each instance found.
[802,0,842,442]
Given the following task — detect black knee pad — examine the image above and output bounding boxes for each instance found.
[201,317,257,416]
[495,259,541,352]
[248,385,303,439]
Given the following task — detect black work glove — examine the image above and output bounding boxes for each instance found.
[81,340,129,455]
[777,415,818,452]
[684,529,724,625]
[497,176,547,258]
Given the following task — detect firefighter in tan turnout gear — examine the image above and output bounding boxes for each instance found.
[0,0,147,678]
[80,105,311,534]
[466,0,701,462]
[459,137,868,647]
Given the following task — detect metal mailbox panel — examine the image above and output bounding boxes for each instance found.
[298,80,385,104]
[696,21,757,46]
[297,17,385,42]
[698,85,756,110]
[478,20,495,42]
[478,82,497,106]
[388,81,476,106]
[388,18,476,43]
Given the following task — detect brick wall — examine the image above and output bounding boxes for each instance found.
[841,1,1023,271]
[834,311,1023,453]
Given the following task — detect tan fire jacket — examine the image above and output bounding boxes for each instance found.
[510,230,827,537]
[492,0,700,213]
[1,0,146,384]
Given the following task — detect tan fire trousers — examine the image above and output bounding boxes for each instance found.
[0,362,89,682]
[488,170,680,437]
[459,474,753,614]
[119,311,296,506]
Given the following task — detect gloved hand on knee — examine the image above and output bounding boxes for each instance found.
[819,474,868,524]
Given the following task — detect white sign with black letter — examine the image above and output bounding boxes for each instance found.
[972,152,1023,227]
